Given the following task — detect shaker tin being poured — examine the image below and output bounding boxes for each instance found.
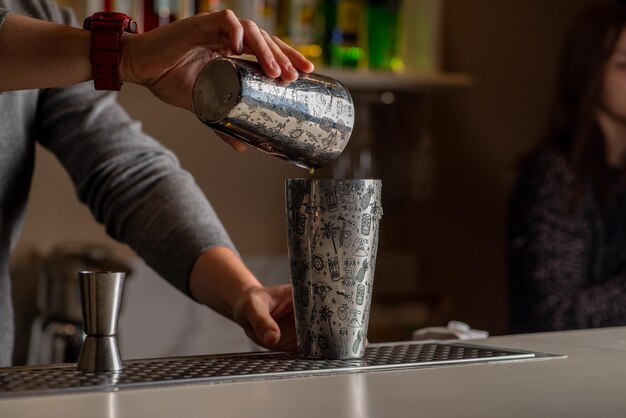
[192,57,355,169]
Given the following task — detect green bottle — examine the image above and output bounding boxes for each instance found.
[324,0,365,68]
[367,0,402,70]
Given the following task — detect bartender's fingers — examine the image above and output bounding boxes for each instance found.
[239,19,282,79]
[271,35,315,74]
[214,131,247,152]
[217,9,245,54]
[260,30,298,82]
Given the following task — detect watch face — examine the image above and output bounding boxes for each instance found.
[84,12,138,33]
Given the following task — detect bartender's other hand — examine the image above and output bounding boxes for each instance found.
[120,9,314,111]
[233,284,297,351]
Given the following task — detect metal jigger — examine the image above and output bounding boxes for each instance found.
[76,271,125,372]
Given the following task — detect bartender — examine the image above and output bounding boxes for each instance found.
[0,1,314,366]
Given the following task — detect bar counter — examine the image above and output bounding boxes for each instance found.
[1,326,625,417]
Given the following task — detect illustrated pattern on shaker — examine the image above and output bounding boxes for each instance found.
[287,180,383,358]
[228,59,355,168]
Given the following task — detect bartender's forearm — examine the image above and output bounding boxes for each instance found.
[189,246,263,321]
[0,13,91,90]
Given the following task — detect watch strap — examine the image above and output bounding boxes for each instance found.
[84,12,138,91]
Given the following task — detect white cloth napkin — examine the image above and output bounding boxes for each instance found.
[412,320,489,341]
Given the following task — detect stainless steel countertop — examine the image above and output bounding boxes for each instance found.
[2,327,625,418]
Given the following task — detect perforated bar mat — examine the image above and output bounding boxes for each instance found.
[0,342,558,398]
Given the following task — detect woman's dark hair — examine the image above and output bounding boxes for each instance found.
[540,1,626,208]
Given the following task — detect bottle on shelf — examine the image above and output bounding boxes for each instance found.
[398,0,443,73]
[322,0,365,69]
[286,0,323,66]
[140,0,177,31]
[195,0,222,13]
[221,0,278,33]
[367,0,402,71]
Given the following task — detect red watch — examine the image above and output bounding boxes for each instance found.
[83,12,138,91]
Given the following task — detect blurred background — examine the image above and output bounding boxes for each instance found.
[9,0,603,365]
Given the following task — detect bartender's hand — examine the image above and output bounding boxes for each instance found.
[232,285,297,350]
[189,246,297,351]
[120,9,314,111]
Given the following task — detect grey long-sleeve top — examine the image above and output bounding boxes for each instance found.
[0,0,236,366]
[507,149,626,333]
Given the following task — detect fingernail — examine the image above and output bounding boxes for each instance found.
[263,330,278,346]
[238,40,244,54]
[286,63,298,77]
[271,59,280,72]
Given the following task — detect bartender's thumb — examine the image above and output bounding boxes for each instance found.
[237,288,281,348]
[262,329,281,347]
[251,307,281,347]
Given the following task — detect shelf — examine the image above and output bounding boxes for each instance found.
[229,54,471,93]
[316,67,473,92]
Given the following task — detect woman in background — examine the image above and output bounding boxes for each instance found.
[508,1,626,333]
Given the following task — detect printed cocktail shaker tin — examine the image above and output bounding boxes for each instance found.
[192,57,355,169]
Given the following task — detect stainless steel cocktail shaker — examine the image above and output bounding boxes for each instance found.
[286,179,383,359]
[192,57,354,169]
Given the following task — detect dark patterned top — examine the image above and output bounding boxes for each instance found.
[508,149,626,333]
